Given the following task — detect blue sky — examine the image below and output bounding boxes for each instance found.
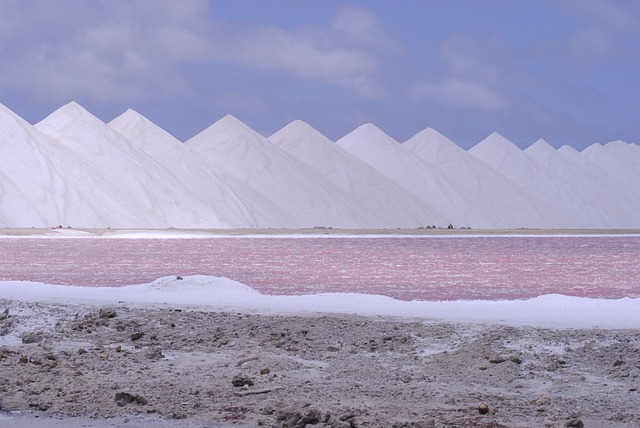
[1,0,639,149]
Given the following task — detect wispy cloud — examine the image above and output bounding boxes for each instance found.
[208,5,395,98]
[553,0,639,60]
[409,35,510,113]
[0,1,393,103]
[0,0,212,103]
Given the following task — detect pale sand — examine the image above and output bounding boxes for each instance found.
[0,299,638,427]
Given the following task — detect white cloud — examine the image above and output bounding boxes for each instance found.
[331,5,398,52]
[210,24,384,98]
[412,79,509,113]
[0,0,212,103]
[553,0,639,60]
[410,35,510,113]
[0,1,392,103]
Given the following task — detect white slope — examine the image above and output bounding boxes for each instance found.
[185,115,390,228]
[561,143,640,225]
[108,110,257,228]
[268,120,443,228]
[404,128,569,229]
[0,103,148,227]
[558,144,624,190]
[583,140,640,184]
[468,132,604,228]
[34,102,222,228]
[525,139,640,228]
[0,106,48,226]
[557,144,580,158]
[336,123,509,228]
[581,141,640,216]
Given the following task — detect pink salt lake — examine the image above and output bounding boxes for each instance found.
[1,236,638,301]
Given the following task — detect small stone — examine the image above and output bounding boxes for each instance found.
[114,392,147,406]
[130,332,144,341]
[564,419,584,428]
[232,375,254,387]
[21,332,44,344]
[260,367,271,375]
[99,308,117,319]
[478,402,489,414]
[145,346,164,360]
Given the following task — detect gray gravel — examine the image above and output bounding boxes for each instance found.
[1,299,639,427]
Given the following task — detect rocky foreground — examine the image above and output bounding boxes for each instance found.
[0,299,639,427]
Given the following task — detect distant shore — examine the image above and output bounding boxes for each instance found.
[2,227,640,237]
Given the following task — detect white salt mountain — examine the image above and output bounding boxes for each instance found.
[582,141,640,186]
[404,128,571,229]
[557,143,635,198]
[34,102,223,228]
[525,139,640,228]
[268,120,443,228]
[108,109,257,228]
[186,115,404,228]
[468,132,601,228]
[0,102,147,227]
[336,123,497,228]
[2,100,639,229]
[580,141,640,215]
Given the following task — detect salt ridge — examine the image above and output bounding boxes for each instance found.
[1,101,639,229]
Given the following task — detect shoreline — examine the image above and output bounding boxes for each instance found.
[2,227,640,238]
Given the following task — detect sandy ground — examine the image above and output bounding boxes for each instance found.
[0,299,638,427]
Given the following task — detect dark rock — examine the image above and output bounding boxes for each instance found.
[130,332,144,341]
[114,392,147,406]
[276,405,330,428]
[21,332,44,344]
[509,355,522,364]
[232,375,254,387]
[564,419,584,428]
[99,308,117,319]
[478,402,489,414]
[145,346,164,360]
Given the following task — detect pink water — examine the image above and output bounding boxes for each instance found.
[1,236,639,301]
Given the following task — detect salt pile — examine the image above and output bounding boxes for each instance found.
[269,120,439,228]
[1,101,639,229]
